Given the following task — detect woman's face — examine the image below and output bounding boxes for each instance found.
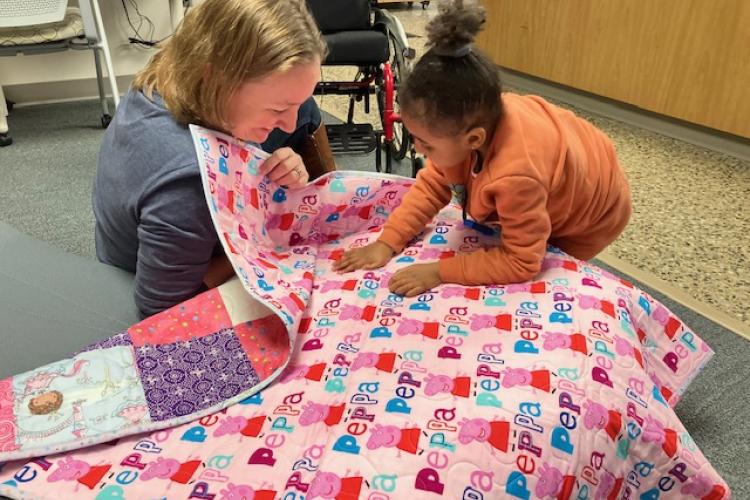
[225,59,321,143]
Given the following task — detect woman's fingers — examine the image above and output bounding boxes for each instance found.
[262,148,309,187]
[275,170,299,187]
[261,148,294,176]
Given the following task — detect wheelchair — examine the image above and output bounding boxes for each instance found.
[307,0,422,176]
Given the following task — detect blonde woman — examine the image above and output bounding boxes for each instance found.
[93,0,335,317]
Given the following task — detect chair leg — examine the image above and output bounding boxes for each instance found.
[346,96,356,125]
[92,47,111,121]
[89,0,120,107]
[0,86,11,147]
[0,86,7,133]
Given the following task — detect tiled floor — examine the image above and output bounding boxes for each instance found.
[316,3,750,326]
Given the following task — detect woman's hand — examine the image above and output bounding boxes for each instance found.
[261,147,309,188]
[334,241,395,273]
[388,262,442,297]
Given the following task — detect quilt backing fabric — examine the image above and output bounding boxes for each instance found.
[0,126,729,499]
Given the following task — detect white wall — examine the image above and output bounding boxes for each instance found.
[0,0,185,101]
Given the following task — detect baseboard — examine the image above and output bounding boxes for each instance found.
[499,67,750,162]
[3,75,134,107]
[598,251,750,342]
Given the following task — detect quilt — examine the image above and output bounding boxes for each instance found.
[0,126,730,499]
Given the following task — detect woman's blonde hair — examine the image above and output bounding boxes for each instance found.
[133,0,327,131]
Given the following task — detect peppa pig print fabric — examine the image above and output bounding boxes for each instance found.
[0,126,729,499]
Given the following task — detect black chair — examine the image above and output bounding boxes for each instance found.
[307,0,421,175]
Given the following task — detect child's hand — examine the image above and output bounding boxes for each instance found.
[389,262,442,297]
[334,241,394,273]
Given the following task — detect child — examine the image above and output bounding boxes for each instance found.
[334,0,631,297]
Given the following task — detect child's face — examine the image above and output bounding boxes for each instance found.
[403,113,483,169]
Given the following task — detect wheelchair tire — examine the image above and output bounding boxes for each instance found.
[377,33,411,162]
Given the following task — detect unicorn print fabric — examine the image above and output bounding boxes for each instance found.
[0,126,730,499]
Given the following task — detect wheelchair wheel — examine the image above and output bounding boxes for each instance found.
[377,33,411,162]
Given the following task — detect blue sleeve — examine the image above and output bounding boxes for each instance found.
[134,175,217,317]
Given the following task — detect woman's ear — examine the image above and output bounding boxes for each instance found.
[465,126,487,151]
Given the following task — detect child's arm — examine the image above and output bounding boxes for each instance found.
[439,175,551,285]
[334,160,452,273]
[377,160,453,253]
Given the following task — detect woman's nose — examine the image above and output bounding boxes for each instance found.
[277,108,299,134]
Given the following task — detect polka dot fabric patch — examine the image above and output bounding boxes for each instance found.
[128,289,232,347]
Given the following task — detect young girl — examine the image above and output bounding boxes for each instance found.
[334,0,631,297]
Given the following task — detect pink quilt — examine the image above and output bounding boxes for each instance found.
[0,126,729,499]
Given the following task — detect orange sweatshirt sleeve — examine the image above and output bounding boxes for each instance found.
[438,175,551,285]
[378,159,453,253]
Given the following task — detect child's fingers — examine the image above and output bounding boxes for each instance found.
[390,280,405,294]
[387,275,401,291]
[335,255,361,273]
[338,251,356,266]
[390,267,409,281]
[335,264,354,274]
[363,259,384,270]
[333,255,349,268]
[334,259,353,273]
[389,277,410,295]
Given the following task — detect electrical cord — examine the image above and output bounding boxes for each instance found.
[121,0,182,48]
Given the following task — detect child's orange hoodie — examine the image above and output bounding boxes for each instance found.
[378,93,631,285]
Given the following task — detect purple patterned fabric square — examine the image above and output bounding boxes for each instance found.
[72,331,133,357]
[134,328,259,421]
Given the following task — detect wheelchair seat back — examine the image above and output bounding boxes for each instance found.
[306,0,389,66]
[306,0,371,33]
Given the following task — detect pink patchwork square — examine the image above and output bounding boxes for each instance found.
[129,289,233,346]
[235,315,290,379]
[0,378,18,452]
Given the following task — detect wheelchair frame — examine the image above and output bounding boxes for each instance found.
[314,2,422,176]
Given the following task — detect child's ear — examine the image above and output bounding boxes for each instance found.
[465,127,487,150]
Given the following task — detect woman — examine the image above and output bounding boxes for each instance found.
[93,0,335,317]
